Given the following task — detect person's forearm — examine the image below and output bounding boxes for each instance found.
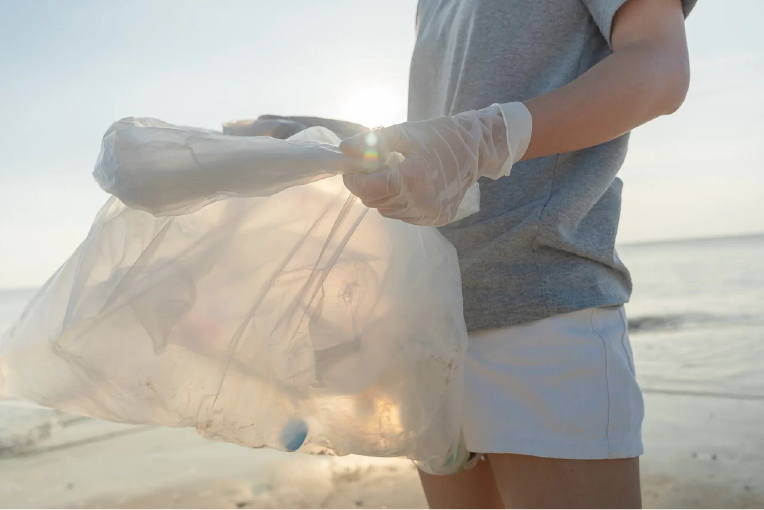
[224,115,367,140]
[521,41,689,161]
[520,0,690,161]
[258,115,368,139]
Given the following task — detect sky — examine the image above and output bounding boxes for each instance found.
[0,0,763,289]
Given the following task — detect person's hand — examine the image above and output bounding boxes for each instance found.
[338,103,532,226]
[223,115,368,140]
[223,117,309,139]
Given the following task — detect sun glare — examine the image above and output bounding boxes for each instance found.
[339,85,406,129]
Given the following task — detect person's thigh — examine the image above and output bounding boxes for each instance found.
[488,454,641,509]
[418,457,504,509]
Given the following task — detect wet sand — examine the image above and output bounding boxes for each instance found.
[1,393,763,509]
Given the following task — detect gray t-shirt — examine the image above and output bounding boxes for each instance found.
[409,0,696,332]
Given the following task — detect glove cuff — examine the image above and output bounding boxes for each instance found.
[493,102,533,178]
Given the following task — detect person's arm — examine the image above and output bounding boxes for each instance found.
[339,0,691,226]
[223,115,367,140]
[522,0,690,160]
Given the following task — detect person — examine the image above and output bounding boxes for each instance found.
[237,0,694,506]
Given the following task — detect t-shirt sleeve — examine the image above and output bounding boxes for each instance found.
[581,0,698,47]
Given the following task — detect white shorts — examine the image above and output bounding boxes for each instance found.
[463,306,644,461]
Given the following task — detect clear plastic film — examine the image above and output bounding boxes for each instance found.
[0,119,474,474]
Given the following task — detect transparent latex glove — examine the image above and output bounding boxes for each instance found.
[339,103,532,226]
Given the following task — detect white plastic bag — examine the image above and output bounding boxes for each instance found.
[0,119,472,474]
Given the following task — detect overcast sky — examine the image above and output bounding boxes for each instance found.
[1,0,762,288]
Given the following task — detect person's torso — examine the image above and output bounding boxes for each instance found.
[409,0,632,331]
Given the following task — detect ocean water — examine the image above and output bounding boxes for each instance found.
[1,234,763,446]
[619,234,764,401]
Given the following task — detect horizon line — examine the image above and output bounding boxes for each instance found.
[1,231,762,293]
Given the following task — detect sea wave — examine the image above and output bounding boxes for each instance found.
[628,313,759,333]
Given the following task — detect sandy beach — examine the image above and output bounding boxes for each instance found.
[1,391,762,509]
